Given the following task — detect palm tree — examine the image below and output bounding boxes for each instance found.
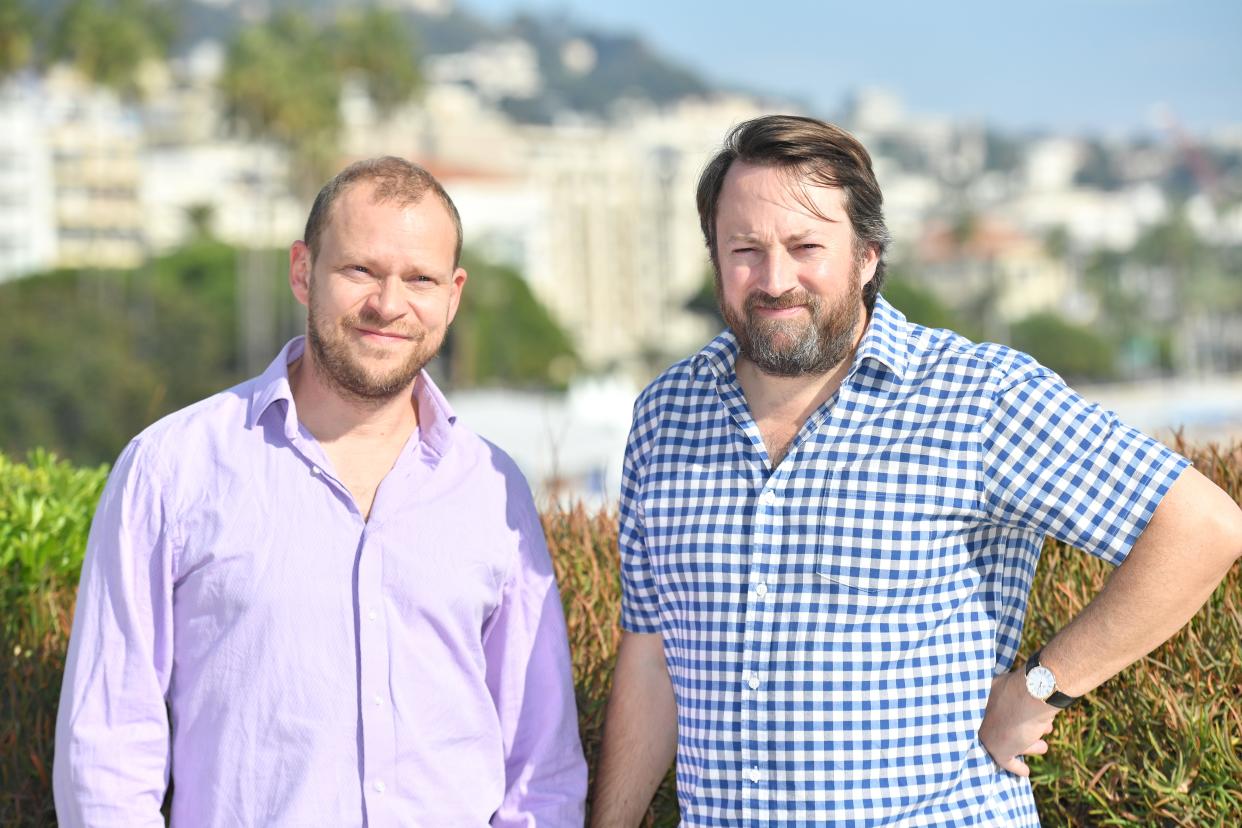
[0,0,37,79]
[49,0,175,98]
[333,7,423,120]
[219,8,423,196]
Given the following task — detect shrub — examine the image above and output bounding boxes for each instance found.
[2,441,1239,825]
[1,451,107,825]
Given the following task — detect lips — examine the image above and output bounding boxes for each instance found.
[354,326,414,341]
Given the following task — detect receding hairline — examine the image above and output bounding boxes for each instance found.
[303,157,464,266]
[322,178,455,236]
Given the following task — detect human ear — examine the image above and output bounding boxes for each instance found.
[289,241,313,307]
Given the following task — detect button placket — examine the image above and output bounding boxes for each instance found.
[744,474,782,815]
[357,527,395,818]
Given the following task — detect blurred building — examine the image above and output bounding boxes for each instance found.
[0,77,56,282]
[914,215,1082,324]
[139,42,305,251]
[0,68,149,277]
[43,67,146,271]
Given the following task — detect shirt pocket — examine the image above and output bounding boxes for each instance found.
[814,458,975,597]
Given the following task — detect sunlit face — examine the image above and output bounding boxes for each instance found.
[289,182,466,402]
[714,161,877,377]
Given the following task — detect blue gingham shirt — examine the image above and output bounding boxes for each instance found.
[619,296,1188,826]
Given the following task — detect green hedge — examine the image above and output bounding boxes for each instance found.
[3,442,1240,825]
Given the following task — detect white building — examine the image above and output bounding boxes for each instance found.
[0,77,56,282]
[1003,183,1168,250]
[42,66,146,271]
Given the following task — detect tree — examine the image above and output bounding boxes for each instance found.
[218,11,341,195]
[683,267,723,329]
[881,278,977,336]
[0,242,253,465]
[332,7,422,119]
[1010,312,1117,382]
[220,9,423,196]
[48,0,175,98]
[446,251,578,389]
[0,0,36,78]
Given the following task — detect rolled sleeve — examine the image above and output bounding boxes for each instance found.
[53,438,176,827]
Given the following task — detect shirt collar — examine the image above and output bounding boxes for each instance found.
[247,337,304,431]
[411,369,457,460]
[246,337,458,457]
[854,295,910,381]
[691,294,911,383]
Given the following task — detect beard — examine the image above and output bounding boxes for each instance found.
[718,263,864,378]
[305,286,443,403]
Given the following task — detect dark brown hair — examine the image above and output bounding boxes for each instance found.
[303,156,463,266]
[696,115,891,310]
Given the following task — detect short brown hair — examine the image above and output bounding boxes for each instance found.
[303,156,463,266]
[696,115,891,311]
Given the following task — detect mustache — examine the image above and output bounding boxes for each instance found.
[746,290,814,312]
[347,308,421,340]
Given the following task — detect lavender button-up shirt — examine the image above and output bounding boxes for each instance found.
[54,338,587,827]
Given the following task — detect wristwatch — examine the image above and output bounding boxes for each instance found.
[1024,649,1079,709]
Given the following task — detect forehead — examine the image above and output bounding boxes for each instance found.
[321,182,456,253]
[717,161,848,231]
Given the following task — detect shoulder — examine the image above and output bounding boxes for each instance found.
[444,420,540,511]
[624,352,711,463]
[125,376,261,468]
[635,353,705,411]
[901,321,1051,396]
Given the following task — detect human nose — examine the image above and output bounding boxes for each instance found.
[754,247,798,297]
[368,276,408,320]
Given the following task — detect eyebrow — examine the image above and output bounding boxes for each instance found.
[725,229,830,244]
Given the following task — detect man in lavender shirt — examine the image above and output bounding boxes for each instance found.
[53,157,588,826]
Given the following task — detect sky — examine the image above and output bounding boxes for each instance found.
[462,0,1242,137]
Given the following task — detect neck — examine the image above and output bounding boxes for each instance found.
[288,352,421,446]
[736,353,851,423]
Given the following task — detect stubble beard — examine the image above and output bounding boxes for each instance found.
[305,285,442,404]
[718,261,865,378]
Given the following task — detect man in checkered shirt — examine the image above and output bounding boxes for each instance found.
[590,115,1242,826]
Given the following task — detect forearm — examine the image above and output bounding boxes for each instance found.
[980,466,1241,774]
[590,631,677,828]
[1039,467,1242,696]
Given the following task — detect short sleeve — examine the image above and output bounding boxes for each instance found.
[979,367,1189,566]
[618,406,661,634]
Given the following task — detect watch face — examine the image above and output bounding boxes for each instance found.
[1026,666,1057,700]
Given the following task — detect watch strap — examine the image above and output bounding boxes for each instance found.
[1025,649,1079,709]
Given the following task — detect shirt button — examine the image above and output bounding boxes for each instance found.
[311,465,321,476]
[368,609,378,621]
[373,780,386,793]
[747,767,762,783]
[373,695,383,707]
[759,490,776,505]
[747,674,761,690]
[754,582,768,597]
